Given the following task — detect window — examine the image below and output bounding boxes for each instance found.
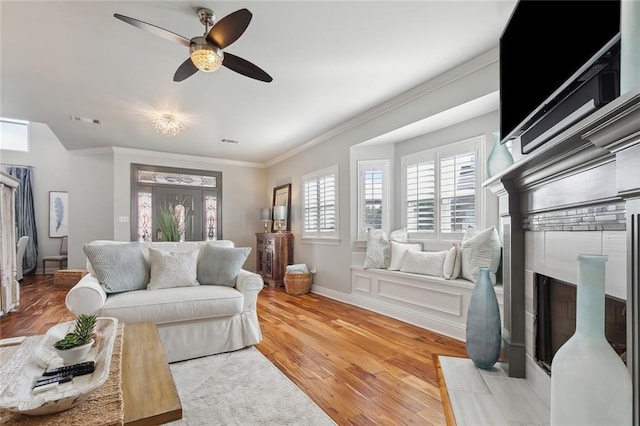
[357,160,389,240]
[0,118,29,152]
[303,165,339,240]
[402,136,483,241]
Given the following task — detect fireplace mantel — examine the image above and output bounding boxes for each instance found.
[485,86,640,424]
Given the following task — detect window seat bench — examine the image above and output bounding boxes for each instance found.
[350,265,504,341]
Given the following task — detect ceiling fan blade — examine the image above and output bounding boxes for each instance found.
[207,9,252,49]
[222,53,272,82]
[114,13,191,47]
[174,58,199,82]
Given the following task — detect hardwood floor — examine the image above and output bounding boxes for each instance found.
[0,274,466,425]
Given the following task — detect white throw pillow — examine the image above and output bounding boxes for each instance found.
[147,247,200,290]
[363,230,389,269]
[388,241,422,271]
[443,243,462,280]
[389,228,408,243]
[363,229,408,269]
[460,227,502,285]
[400,249,448,277]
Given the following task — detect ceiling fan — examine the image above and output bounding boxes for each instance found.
[114,7,272,83]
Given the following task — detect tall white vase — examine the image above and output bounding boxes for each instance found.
[550,254,632,425]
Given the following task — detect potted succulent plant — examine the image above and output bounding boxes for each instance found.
[53,314,97,364]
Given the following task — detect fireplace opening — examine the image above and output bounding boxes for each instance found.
[534,273,627,374]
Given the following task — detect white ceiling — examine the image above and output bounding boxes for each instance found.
[0,1,516,165]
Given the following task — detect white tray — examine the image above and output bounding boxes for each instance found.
[0,317,118,415]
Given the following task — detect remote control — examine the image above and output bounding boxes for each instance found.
[43,361,95,377]
[33,375,72,389]
[35,372,72,384]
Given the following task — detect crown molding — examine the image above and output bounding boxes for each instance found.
[69,146,266,168]
[265,48,499,168]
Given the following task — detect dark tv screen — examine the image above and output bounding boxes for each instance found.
[500,0,620,145]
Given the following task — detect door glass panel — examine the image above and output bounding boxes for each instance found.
[137,170,216,187]
[205,195,217,241]
[137,192,152,242]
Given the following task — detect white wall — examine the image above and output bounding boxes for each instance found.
[111,148,266,271]
[66,147,266,270]
[68,149,115,269]
[1,122,69,271]
[265,49,500,296]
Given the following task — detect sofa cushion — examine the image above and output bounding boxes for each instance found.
[83,242,149,293]
[147,247,200,290]
[197,245,252,287]
[102,285,243,324]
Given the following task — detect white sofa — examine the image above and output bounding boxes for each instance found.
[65,240,264,362]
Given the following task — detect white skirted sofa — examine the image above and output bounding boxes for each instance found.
[65,240,263,362]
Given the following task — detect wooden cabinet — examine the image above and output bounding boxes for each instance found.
[0,172,20,316]
[255,232,293,287]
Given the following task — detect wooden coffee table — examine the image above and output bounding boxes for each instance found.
[122,322,182,425]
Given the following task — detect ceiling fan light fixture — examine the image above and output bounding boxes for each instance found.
[153,113,185,138]
[190,41,223,73]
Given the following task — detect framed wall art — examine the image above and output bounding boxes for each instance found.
[49,191,69,237]
[272,183,292,232]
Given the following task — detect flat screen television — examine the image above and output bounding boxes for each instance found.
[500,0,621,154]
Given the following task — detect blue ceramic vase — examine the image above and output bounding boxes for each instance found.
[465,267,501,369]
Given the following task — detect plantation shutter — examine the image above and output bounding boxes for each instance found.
[303,166,337,236]
[406,160,435,232]
[362,169,383,232]
[318,174,336,232]
[304,179,319,232]
[439,151,476,233]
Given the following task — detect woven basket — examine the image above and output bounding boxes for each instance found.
[283,272,312,295]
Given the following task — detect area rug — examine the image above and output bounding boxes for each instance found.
[167,347,336,426]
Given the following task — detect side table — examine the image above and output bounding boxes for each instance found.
[255,232,294,287]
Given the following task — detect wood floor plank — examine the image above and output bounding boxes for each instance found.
[1,275,469,425]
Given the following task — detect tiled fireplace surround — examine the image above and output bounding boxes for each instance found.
[486,87,640,424]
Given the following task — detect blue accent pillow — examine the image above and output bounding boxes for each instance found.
[83,242,149,293]
[197,245,251,287]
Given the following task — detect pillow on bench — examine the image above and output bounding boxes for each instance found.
[398,243,462,279]
[400,249,447,277]
[460,226,501,285]
[388,241,422,271]
[363,229,408,269]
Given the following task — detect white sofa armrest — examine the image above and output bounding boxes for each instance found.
[65,274,108,316]
[235,269,263,311]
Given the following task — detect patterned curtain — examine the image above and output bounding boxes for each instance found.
[7,167,38,274]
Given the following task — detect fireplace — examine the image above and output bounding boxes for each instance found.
[534,273,627,374]
[486,88,640,423]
